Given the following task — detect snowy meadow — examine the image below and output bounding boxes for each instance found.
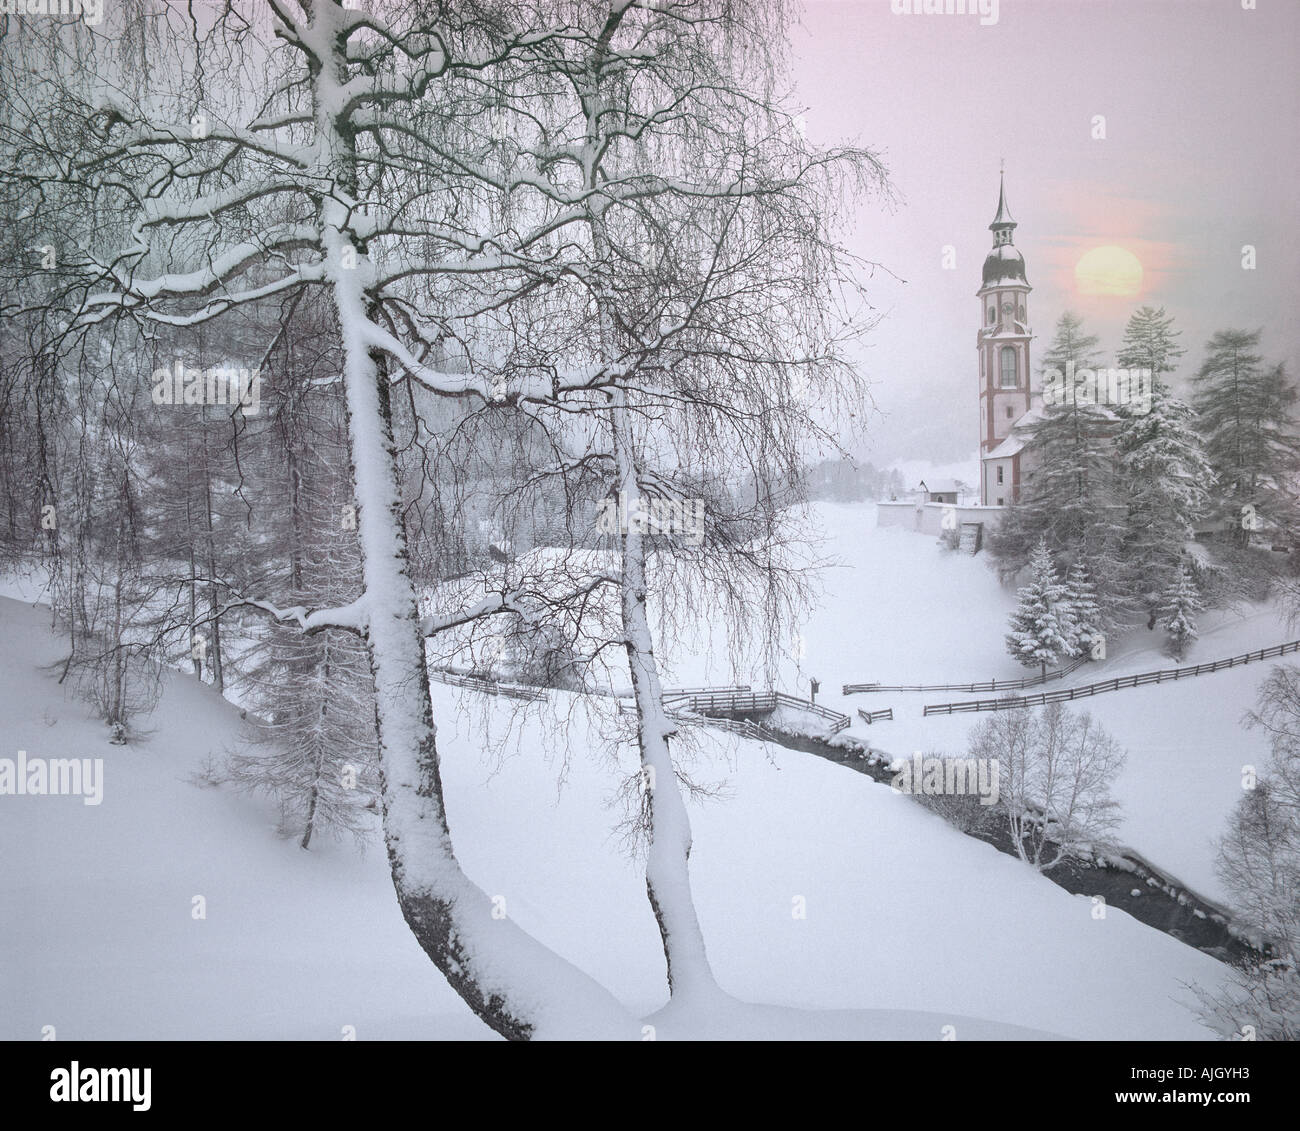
[0,0,1296,1053]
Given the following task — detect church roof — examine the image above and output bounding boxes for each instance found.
[984,433,1026,459]
[980,171,1028,287]
[990,172,1015,229]
[981,243,1028,286]
[919,478,961,494]
[983,402,1046,460]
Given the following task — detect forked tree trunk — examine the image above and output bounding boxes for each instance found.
[325,226,634,1039]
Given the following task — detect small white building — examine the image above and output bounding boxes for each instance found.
[918,478,961,505]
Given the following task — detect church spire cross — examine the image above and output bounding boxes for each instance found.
[990,169,1015,231]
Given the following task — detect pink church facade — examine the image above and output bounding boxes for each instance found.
[977,174,1038,507]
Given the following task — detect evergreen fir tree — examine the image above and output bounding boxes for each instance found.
[1160,560,1203,660]
[992,313,1127,626]
[1063,558,1103,658]
[1116,376,1215,625]
[1006,538,1073,678]
[1117,304,1186,382]
[1040,309,1103,376]
[233,610,382,847]
[1192,329,1300,545]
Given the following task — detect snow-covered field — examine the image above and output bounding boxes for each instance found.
[661,502,1279,903]
[0,594,1230,1039]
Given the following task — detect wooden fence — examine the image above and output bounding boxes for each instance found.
[661,684,751,700]
[677,689,852,734]
[430,673,857,735]
[922,640,1300,716]
[857,707,894,725]
[429,670,548,702]
[844,654,1090,696]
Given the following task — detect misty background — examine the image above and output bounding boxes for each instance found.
[790,0,1299,474]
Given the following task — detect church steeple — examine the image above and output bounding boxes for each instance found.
[989,170,1016,245]
[981,170,1028,286]
[976,168,1033,491]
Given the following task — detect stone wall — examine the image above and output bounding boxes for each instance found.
[876,501,1004,537]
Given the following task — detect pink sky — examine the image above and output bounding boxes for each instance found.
[789,0,1300,467]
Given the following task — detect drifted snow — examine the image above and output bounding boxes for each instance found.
[677,502,1277,905]
[0,595,1227,1039]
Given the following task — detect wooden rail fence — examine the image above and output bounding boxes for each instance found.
[677,689,852,734]
[661,684,751,700]
[432,674,857,736]
[429,670,548,702]
[844,654,1091,696]
[922,640,1300,716]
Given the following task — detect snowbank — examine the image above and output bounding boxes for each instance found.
[0,596,1226,1039]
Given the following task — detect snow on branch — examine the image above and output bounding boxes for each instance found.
[419,575,619,638]
[219,593,370,635]
[361,321,495,398]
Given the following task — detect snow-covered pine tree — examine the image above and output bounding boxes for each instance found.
[232,616,381,848]
[1006,538,1073,678]
[1159,559,1203,660]
[992,312,1127,629]
[1042,310,1103,376]
[1064,558,1103,659]
[1115,377,1214,626]
[1117,304,1185,381]
[61,355,164,744]
[1192,329,1300,546]
[139,374,255,694]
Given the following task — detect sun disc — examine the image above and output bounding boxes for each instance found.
[1074,245,1143,297]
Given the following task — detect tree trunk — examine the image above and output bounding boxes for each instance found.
[287,434,303,592]
[611,409,719,1002]
[301,651,329,851]
[186,487,202,679]
[325,226,633,1039]
[108,489,128,741]
[200,427,224,694]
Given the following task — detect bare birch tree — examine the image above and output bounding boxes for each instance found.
[0,0,886,1034]
[970,703,1126,872]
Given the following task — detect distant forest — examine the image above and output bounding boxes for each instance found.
[801,458,906,503]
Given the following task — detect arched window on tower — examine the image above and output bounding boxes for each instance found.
[999,347,1017,388]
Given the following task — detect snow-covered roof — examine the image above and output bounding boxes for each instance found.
[983,395,1130,463]
[983,401,1043,459]
[984,434,1025,459]
[1016,402,1047,427]
[919,478,961,494]
[980,244,1029,287]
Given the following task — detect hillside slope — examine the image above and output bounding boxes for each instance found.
[659,502,1280,902]
[0,596,1227,1039]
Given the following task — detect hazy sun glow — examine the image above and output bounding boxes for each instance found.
[1074,245,1144,297]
